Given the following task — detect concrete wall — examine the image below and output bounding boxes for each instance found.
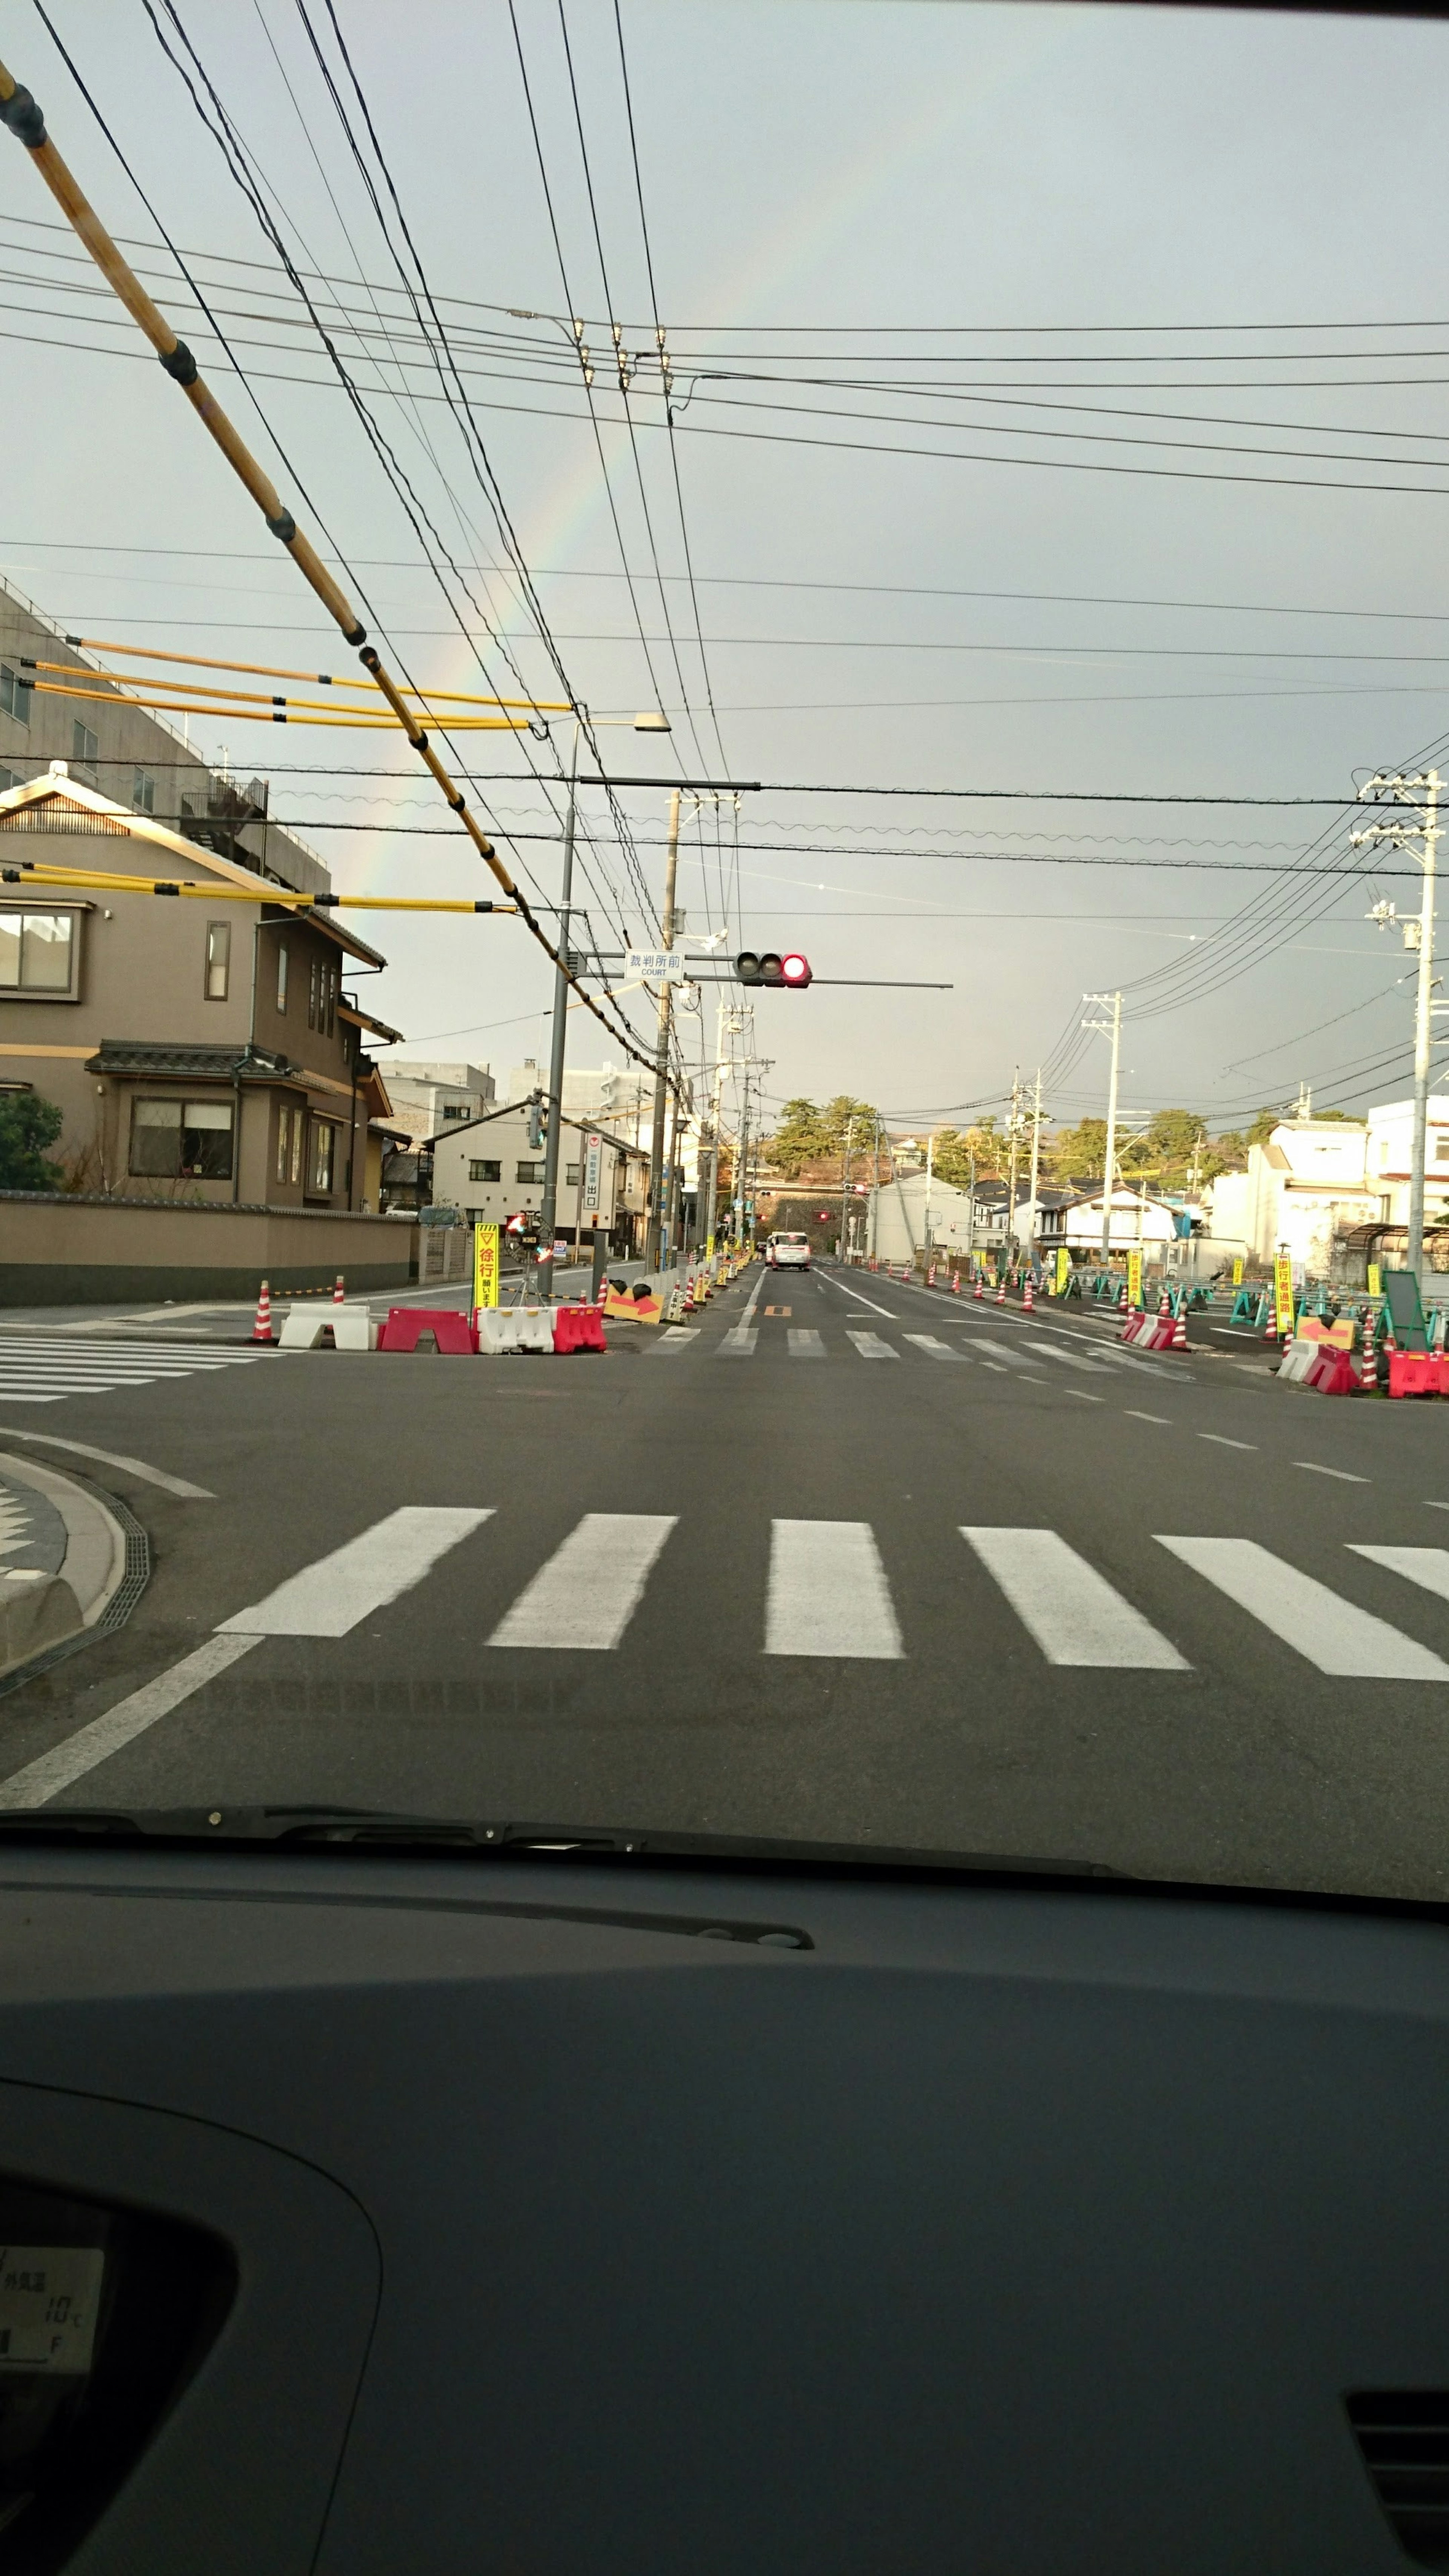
[0,1193,418,1305]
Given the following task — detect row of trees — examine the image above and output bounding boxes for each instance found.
[763,1100,1364,1195]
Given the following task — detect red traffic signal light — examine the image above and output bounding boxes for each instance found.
[735,949,812,989]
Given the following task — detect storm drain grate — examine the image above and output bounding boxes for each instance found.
[1348,2392,1449,2568]
[0,1488,150,1699]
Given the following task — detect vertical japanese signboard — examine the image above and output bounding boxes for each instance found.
[583,1131,603,1225]
[1054,1245,1070,1295]
[1367,1262,1382,1299]
[1126,1247,1143,1310]
[472,1221,500,1313]
[1232,1255,1244,1285]
[1274,1252,1295,1338]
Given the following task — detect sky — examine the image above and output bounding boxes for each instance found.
[3,0,1449,1143]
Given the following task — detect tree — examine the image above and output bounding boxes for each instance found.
[1144,1109,1207,1180]
[0,1091,63,1191]
[1046,1118,1107,1183]
[1246,1107,1283,1146]
[820,1096,879,1154]
[763,1098,829,1179]
[929,1127,977,1190]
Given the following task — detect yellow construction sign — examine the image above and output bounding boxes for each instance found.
[1126,1248,1143,1310]
[1274,1253,1295,1338]
[472,1222,500,1313]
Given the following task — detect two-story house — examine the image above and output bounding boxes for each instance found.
[1,764,401,1211]
[428,1101,648,1255]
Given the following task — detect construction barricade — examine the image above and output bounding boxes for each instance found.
[277,1304,378,1351]
[378,1307,477,1355]
[552,1302,607,1354]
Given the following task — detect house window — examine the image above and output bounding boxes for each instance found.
[129,1097,234,1180]
[289,1109,302,1186]
[443,1104,470,1121]
[71,720,98,775]
[275,1104,293,1184]
[0,663,31,724]
[515,1160,543,1184]
[469,1158,501,1182]
[205,920,231,1001]
[325,968,337,1038]
[132,767,156,815]
[276,943,288,1013]
[308,1118,337,1195]
[0,909,77,995]
[1436,1138,1449,1164]
[307,959,318,1029]
[565,1163,581,1188]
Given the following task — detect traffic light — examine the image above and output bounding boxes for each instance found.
[526,1089,545,1150]
[735,950,812,989]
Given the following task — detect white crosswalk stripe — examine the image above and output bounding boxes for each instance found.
[1158,1537,1449,1679]
[961,1527,1187,1669]
[0,1336,268,1406]
[903,1334,967,1361]
[788,1329,826,1358]
[764,1519,903,1657]
[1349,1545,1449,1604]
[488,1512,677,1649]
[220,1506,492,1638]
[715,1327,758,1356]
[649,1327,700,1351]
[846,1330,898,1360]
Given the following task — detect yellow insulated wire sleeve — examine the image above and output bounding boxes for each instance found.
[1,860,517,912]
[38,643,569,712]
[28,676,533,730]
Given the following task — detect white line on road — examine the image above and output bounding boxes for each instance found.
[764,1519,903,1658]
[846,1330,899,1360]
[716,1327,758,1356]
[903,1334,965,1361]
[817,1272,898,1320]
[220,1506,492,1638]
[961,1527,1187,1669]
[1064,1389,1104,1402]
[1426,1502,1449,1513]
[0,1634,262,1809]
[489,1513,676,1650]
[963,1337,1035,1368]
[788,1329,826,1358]
[1157,1536,1449,1679]
[1294,1463,1370,1484]
[649,1327,700,1351]
[979,1360,1009,1374]
[1349,1546,1449,1606]
[1030,1343,1113,1374]
[1125,1411,1173,1426]
[1198,1434,1256,1452]
[0,1430,214,1498]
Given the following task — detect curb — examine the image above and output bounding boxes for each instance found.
[0,1451,149,1695]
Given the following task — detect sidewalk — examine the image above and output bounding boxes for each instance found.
[0,1447,139,1684]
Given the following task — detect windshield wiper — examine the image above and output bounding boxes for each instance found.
[0,1806,1130,1877]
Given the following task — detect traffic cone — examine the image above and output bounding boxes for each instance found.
[1158,1287,1171,1320]
[1360,1330,1379,1394]
[927,1263,937,1289]
[995,1278,1006,1305]
[252,1280,274,1343]
[1023,1275,1035,1312]
[333,1272,345,1304]
[951,1269,961,1295]
[1172,1305,1188,1352]
[974,1277,984,1301]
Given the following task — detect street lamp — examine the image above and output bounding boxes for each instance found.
[536,711,671,1298]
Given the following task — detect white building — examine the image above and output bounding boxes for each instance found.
[380,1060,495,1150]
[1061,1188,1181,1253]
[1206,1118,1377,1270]
[428,1102,647,1252]
[507,1057,653,1140]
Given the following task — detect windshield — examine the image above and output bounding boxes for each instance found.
[0,0,1444,1902]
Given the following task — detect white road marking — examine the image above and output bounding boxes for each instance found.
[961,1527,1187,1669]
[788,1329,827,1358]
[1198,1433,1256,1452]
[963,1337,1035,1368]
[650,1327,700,1350]
[1157,1536,1449,1679]
[846,1330,899,1360]
[903,1334,966,1360]
[817,1272,898,1319]
[1064,1389,1104,1402]
[979,1360,1009,1374]
[1294,1462,1370,1484]
[1426,1502,1449,1513]
[0,1430,214,1498]
[1031,1344,1113,1374]
[220,1505,492,1638]
[0,1634,262,1809]
[489,1512,676,1650]
[764,1519,903,1658]
[1350,1546,1449,1606]
[1125,1410,1173,1426]
[716,1327,758,1356]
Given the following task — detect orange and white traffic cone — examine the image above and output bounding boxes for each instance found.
[951,1269,961,1295]
[1360,1331,1379,1394]
[1172,1304,1188,1351]
[1158,1287,1171,1320]
[252,1280,274,1343]
[974,1276,985,1301]
[927,1263,936,1289]
[995,1277,1006,1305]
[1023,1275,1035,1312]
[333,1272,345,1304]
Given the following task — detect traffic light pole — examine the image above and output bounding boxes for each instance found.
[535,731,579,1301]
[645,789,682,1270]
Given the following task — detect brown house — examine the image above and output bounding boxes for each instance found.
[0,763,402,1209]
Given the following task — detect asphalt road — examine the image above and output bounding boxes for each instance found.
[2,1261,1449,1899]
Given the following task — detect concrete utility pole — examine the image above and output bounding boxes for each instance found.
[1006,1071,1021,1257]
[534,734,579,1301]
[645,787,682,1270]
[840,1114,854,1259]
[1355,773,1443,1287]
[1084,990,1122,1263]
[1024,1066,1043,1264]
[869,1113,882,1263]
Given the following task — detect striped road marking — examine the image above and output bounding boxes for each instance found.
[764,1519,903,1658]
[220,1505,492,1638]
[489,1512,677,1650]
[846,1330,898,1361]
[903,1335,967,1361]
[1157,1536,1449,1679]
[788,1329,827,1358]
[961,1527,1187,1669]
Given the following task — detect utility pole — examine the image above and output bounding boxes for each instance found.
[966,1149,976,1260]
[1006,1070,1021,1259]
[1024,1066,1043,1267]
[534,728,579,1302]
[869,1112,881,1263]
[1356,772,1443,1287]
[645,787,682,1270]
[1084,991,1122,1263]
[840,1114,854,1260]
[924,1127,934,1255]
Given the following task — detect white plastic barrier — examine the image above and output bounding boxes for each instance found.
[476,1306,556,1355]
[278,1304,379,1350]
[1276,1337,1320,1384]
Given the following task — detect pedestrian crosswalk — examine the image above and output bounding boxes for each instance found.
[213,1509,1449,1679]
[649,1319,1182,1376]
[0,1335,272,1406]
